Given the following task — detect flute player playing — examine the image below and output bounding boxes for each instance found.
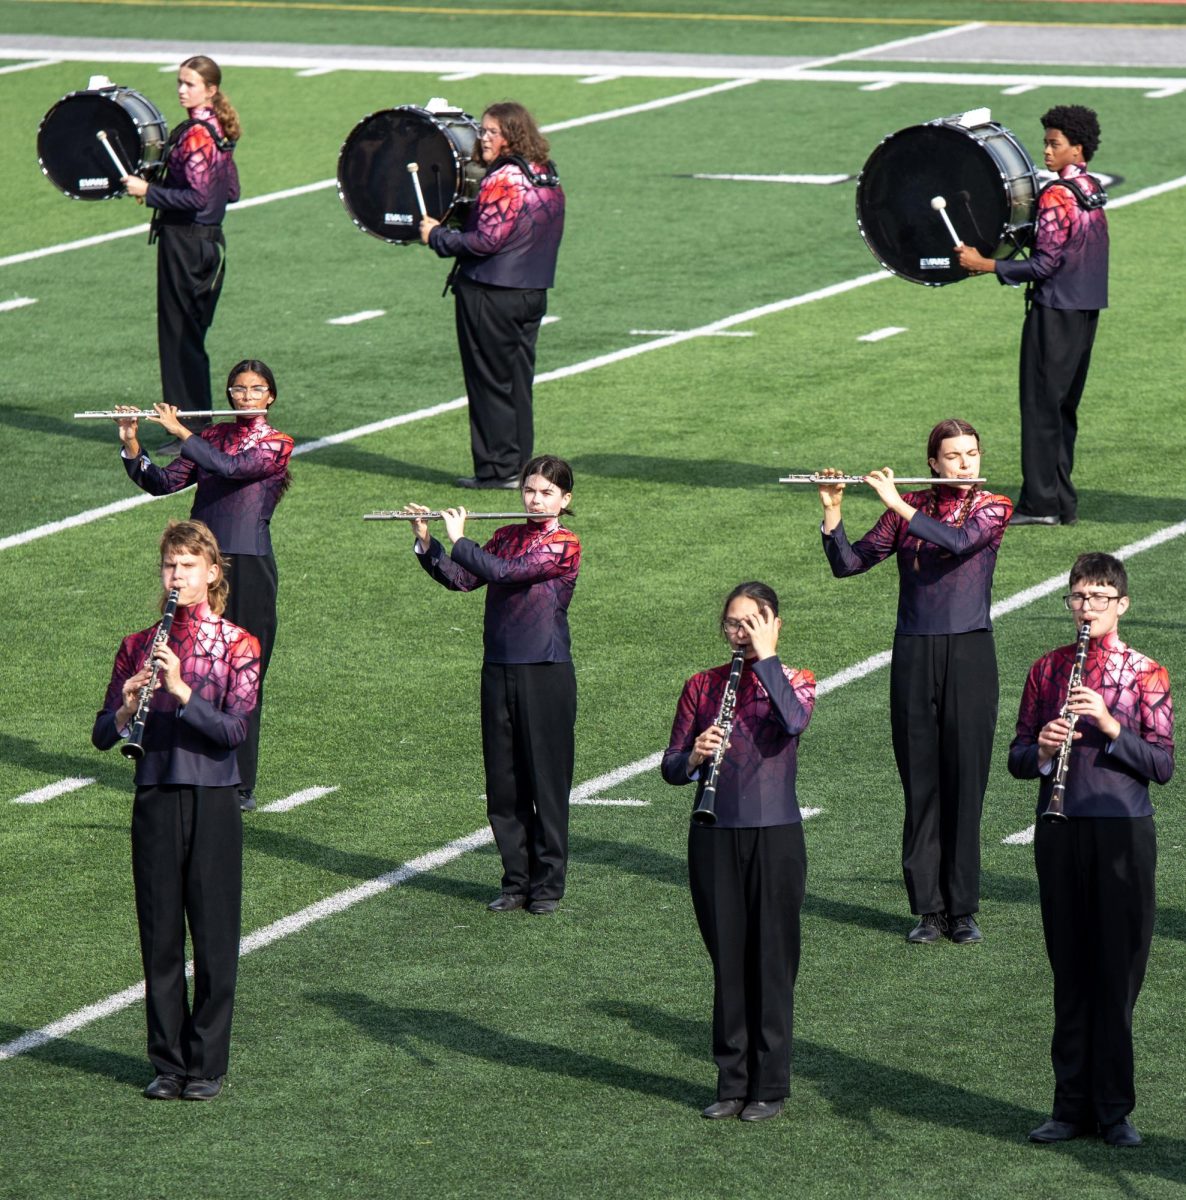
[1009,553,1173,1147]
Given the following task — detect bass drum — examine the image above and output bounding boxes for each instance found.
[337,105,484,244]
[38,86,167,200]
[855,114,1038,286]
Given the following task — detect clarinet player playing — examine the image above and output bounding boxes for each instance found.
[818,419,1012,945]
[1009,553,1173,1147]
[662,582,816,1122]
[92,520,260,1100]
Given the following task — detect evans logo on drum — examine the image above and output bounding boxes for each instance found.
[78,176,111,190]
[383,212,414,226]
[920,257,951,270]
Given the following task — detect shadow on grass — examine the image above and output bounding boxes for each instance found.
[308,991,701,1107]
[0,1023,146,1087]
[568,453,778,489]
[0,732,131,793]
[592,1003,1186,1183]
[306,443,461,488]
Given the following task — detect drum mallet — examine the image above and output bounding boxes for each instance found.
[96,130,132,181]
[407,162,428,219]
[930,195,964,248]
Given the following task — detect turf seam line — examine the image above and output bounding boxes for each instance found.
[5,516,1183,1064]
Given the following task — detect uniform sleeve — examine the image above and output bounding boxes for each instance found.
[146,124,218,213]
[179,630,260,748]
[429,168,527,259]
[450,531,580,586]
[1105,663,1174,785]
[661,676,703,786]
[1008,660,1047,780]
[822,511,901,577]
[181,430,293,481]
[753,659,815,736]
[124,447,197,496]
[996,186,1074,287]
[91,637,141,751]
[907,493,1012,556]
[416,536,484,592]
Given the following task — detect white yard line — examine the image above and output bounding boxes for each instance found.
[6,511,1184,1062]
[1003,826,1036,846]
[0,298,37,313]
[10,777,95,805]
[0,58,59,75]
[258,786,339,814]
[858,327,907,343]
[327,309,386,326]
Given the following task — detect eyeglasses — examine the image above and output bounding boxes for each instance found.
[228,384,270,398]
[478,127,501,140]
[1064,592,1121,611]
[722,619,748,633]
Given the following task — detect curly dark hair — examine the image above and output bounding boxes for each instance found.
[1041,105,1101,161]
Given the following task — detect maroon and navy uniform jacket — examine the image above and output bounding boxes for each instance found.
[662,656,816,828]
[417,518,580,663]
[428,158,565,290]
[996,163,1108,311]
[146,105,239,226]
[123,417,294,556]
[92,600,261,787]
[823,487,1012,635]
[1008,631,1174,818]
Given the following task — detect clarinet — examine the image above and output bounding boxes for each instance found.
[120,588,180,761]
[691,647,747,827]
[1042,621,1093,823]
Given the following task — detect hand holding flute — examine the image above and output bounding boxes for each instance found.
[402,502,468,548]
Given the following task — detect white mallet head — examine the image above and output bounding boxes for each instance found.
[407,162,419,175]
[930,195,947,211]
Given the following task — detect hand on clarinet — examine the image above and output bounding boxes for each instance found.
[153,642,192,705]
[418,216,439,245]
[1036,716,1079,765]
[1065,685,1121,740]
[689,725,726,771]
[119,665,153,716]
[441,506,467,544]
[403,503,432,548]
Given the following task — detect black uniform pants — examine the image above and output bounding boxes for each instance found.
[688,823,806,1102]
[890,631,997,917]
[1035,816,1155,1127]
[131,785,242,1078]
[1017,302,1099,521]
[156,223,226,417]
[454,277,546,482]
[480,661,575,899]
[222,552,278,792]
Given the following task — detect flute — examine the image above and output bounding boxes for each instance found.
[74,409,270,420]
[780,474,986,485]
[364,512,529,522]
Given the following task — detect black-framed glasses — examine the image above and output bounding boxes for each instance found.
[1064,592,1121,611]
[228,384,270,398]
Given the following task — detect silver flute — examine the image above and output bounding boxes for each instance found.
[364,512,530,522]
[75,409,270,419]
[121,588,180,761]
[780,474,986,485]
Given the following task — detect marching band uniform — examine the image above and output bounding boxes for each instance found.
[93,599,260,1085]
[823,485,1012,929]
[428,158,565,486]
[996,163,1108,523]
[416,517,581,902]
[146,106,239,421]
[1009,631,1173,1134]
[123,416,292,796]
[663,656,815,1109]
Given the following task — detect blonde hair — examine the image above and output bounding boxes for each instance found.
[181,55,241,142]
[159,519,229,614]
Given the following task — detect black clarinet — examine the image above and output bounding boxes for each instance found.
[1043,620,1093,823]
[691,647,747,827]
[121,588,180,761]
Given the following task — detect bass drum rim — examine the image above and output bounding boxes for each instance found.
[37,87,167,201]
[855,119,1038,287]
[336,104,482,245]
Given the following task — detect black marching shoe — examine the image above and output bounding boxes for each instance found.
[906,913,947,943]
[527,899,559,915]
[948,914,983,944]
[182,1077,224,1101]
[740,1099,784,1122]
[238,789,256,812]
[143,1073,184,1100]
[487,893,527,912]
[1009,511,1061,527]
[701,1099,745,1120]
[1028,1117,1088,1143]
[1102,1118,1142,1147]
[455,476,520,490]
